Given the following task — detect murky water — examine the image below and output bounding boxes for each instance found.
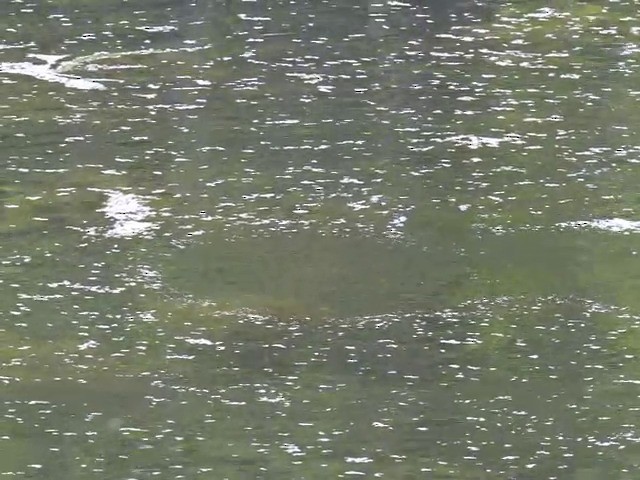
[2,0,640,478]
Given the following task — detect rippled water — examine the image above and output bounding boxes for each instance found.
[3,0,640,478]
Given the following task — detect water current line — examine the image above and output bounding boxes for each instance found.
[0,44,213,91]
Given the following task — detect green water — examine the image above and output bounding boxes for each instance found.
[2,0,640,478]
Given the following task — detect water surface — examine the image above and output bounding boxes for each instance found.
[2,0,640,478]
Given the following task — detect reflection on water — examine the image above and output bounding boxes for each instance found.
[2,0,640,478]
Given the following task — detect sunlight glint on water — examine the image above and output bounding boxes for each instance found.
[1,0,640,478]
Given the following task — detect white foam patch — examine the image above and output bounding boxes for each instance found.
[99,191,157,238]
[0,59,106,90]
[561,218,640,233]
[437,133,524,149]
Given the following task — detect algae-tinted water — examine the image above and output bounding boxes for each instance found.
[2,0,640,478]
